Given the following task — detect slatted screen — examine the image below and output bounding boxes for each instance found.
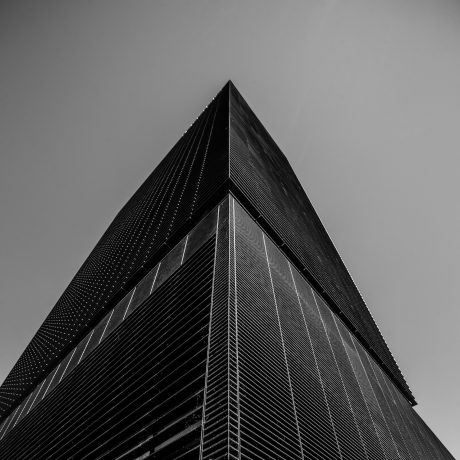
[0,82,228,420]
[0,80,452,458]
[1,80,413,419]
[228,83,412,404]
[199,198,453,460]
[1,197,453,459]
[0,207,220,459]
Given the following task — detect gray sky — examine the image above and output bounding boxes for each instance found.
[1,0,459,455]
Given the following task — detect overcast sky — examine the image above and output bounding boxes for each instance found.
[1,0,459,455]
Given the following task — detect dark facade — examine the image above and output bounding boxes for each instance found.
[0,82,453,459]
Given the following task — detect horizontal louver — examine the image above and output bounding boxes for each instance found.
[0,236,216,459]
[228,83,413,404]
[217,198,453,460]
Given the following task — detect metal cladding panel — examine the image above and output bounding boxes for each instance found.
[228,82,413,404]
[1,81,415,418]
[200,197,240,460]
[0,225,217,459]
[0,84,229,420]
[3,80,448,450]
[225,198,453,460]
[232,199,303,459]
[0,195,453,459]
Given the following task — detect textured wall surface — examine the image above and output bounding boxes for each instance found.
[0,197,453,459]
[1,82,412,422]
[229,84,411,403]
[0,207,219,459]
[0,85,228,420]
[202,197,452,459]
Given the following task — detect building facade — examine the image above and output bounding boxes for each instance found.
[0,82,453,459]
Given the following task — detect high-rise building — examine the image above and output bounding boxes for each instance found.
[0,82,452,459]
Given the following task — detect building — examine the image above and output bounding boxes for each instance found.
[0,81,453,459]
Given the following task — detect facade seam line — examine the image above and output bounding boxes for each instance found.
[312,289,370,460]
[288,261,343,460]
[199,205,220,459]
[232,198,242,460]
[263,233,304,459]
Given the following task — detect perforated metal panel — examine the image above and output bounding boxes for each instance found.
[200,198,452,460]
[228,83,412,404]
[0,215,218,459]
[1,81,413,419]
[1,82,452,459]
[0,85,228,420]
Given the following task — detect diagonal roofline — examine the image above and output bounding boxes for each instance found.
[0,81,415,423]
